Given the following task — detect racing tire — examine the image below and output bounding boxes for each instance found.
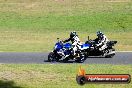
[75,54,86,63]
[48,52,55,62]
[105,53,115,58]
[63,57,69,63]
[104,48,115,58]
[48,52,60,62]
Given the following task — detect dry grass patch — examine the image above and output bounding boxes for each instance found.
[0,64,132,88]
[105,0,131,2]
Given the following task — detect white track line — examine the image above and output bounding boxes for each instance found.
[116,51,132,52]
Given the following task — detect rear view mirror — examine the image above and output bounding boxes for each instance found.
[57,38,59,40]
[88,36,89,40]
[57,38,60,42]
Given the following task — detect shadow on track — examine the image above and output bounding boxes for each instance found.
[44,60,75,63]
[44,56,107,63]
[0,80,23,88]
[87,56,106,58]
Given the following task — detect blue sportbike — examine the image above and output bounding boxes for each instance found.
[48,38,90,63]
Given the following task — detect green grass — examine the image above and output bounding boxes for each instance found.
[0,0,131,51]
[0,2,131,88]
[0,64,131,88]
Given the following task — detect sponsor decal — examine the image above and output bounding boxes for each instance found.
[76,66,131,85]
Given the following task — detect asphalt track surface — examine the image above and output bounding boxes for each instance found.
[0,52,131,64]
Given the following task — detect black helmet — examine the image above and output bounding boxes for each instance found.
[97,31,103,37]
[70,31,76,38]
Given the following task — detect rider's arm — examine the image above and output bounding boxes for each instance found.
[97,35,107,46]
[72,36,81,45]
[94,38,99,43]
[63,38,71,43]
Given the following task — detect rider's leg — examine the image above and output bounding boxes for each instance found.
[73,46,77,56]
[99,44,107,51]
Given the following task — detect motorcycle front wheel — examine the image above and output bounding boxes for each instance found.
[48,52,60,62]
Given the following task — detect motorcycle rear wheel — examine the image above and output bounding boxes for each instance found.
[104,48,115,58]
[75,54,86,63]
[105,53,115,58]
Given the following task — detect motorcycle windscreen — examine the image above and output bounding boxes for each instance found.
[63,43,72,49]
[81,44,91,49]
[55,43,63,50]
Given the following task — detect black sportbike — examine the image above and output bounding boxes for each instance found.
[85,39,117,58]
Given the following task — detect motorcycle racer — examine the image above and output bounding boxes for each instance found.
[94,31,109,51]
[63,31,81,56]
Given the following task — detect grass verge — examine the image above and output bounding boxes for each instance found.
[0,0,131,51]
[0,64,131,88]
